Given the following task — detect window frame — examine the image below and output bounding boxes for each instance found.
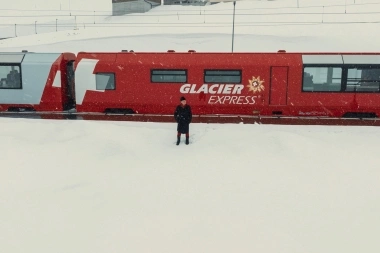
[95,72,116,90]
[0,63,22,89]
[345,64,380,93]
[151,69,187,83]
[204,69,242,84]
[302,64,380,93]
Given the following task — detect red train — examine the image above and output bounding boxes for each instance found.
[1,49,380,125]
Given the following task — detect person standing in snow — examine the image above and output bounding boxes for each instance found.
[174,96,192,145]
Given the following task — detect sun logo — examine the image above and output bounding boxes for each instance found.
[247,76,265,93]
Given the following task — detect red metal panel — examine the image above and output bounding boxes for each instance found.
[75,52,300,114]
[270,67,288,105]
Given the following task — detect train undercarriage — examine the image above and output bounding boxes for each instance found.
[1,110,380,126]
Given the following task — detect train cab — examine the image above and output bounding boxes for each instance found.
[0,51,76,112]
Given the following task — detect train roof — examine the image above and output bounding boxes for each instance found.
[0,51,75,63]
[76,50,380,65]
[77,50,380,55]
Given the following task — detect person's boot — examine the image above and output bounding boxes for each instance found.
[176,136,180,145]
[185,136,189,145]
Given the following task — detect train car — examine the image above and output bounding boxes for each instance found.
[0,51,76,112]
[2,49,379,125]
[74,50,380,119]
[297,53,380,118]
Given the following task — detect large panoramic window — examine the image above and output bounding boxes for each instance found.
[204,70,242,83]
[151,70,187,83]
[96,73,115,90]
[0,65,21,89]
[346,67,380,92]
[303,66,342,92]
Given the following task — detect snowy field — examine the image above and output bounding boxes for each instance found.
[1,0,380,253]
[1,0,380,53]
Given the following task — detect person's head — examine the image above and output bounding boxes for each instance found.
[180,96,186,105]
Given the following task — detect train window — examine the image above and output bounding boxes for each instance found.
[204,70,241,83]
[96,73,115,90]
[0,65,21,89]
[151,70,187,83]
[303,67,342,92]
[346,67,380,92]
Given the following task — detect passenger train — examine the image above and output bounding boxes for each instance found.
[1,49,380,125]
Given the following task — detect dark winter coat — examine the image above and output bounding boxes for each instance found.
[174,104,192,133]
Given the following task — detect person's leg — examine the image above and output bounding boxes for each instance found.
[176,132,181,145]
[185,132,189,145]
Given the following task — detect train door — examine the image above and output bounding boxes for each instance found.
[269,66,288,106]
[64,61,75,110]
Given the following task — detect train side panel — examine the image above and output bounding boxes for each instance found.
[74,51,380,118]
[75,52,302,116]
[75,53,118,112]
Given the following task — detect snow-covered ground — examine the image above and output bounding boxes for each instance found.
[1,0,380,253]
[1,0,380,53]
